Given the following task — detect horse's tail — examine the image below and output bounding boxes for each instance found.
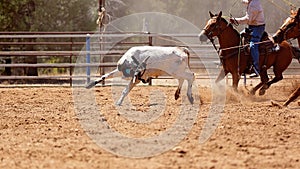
[292,46,300,63]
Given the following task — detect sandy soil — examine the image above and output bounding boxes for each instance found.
[1,81,300,169]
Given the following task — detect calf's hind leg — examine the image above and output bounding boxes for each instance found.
[175,79,184,100]
[173,71,195,104]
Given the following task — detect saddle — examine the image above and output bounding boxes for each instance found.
[241,28,274,56]
[240,28,275,74]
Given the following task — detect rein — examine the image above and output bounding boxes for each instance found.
[204,21,243,75]
[209,38,220,54]
[204,22,232,55]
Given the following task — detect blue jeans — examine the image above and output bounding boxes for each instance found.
[249,25,265,74]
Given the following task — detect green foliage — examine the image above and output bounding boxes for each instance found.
[1,0,300,76]
[32,0,97,31]
[122,0,300,32]
[1,0,299,32]
[0,0,98,31]
[0,0,35,31]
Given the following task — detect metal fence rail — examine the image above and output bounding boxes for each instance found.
[0,32,299,86]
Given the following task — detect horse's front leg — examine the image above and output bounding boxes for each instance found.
[283,86,300,107]
[231,72,240,92]
[215,68,227,84]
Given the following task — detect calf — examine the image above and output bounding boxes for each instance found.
[85,46,195,106]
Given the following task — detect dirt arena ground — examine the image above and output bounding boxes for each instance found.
[1,80,300,169]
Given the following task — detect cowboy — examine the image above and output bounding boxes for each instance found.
[230,0,265,78]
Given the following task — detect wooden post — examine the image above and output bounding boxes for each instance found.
[86,34,91,84]
[98,0,106,85]
[69,37,73,87]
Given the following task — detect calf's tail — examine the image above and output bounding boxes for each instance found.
[182,47,191,68]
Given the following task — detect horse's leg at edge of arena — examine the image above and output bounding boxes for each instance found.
[283,86,300,107]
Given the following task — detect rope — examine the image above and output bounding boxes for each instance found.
[279,0,296,8]
[219,39,273,52]
[265,0,290,14]
[228,0,241,17]
[237,35,242,77]
[155,36,184,46]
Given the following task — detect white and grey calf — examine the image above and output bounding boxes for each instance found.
[85,46,195,106]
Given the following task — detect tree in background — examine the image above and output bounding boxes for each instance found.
[0,0,35,31]
[1,0,299,76]
[0,0,99,76]
[0,0,37,76]
[121,0,300,33]
[32,0,96,31]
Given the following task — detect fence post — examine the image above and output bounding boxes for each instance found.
[86,34,91,83]
[69,37,73,87]
[148,32,153,85]
[148,32,153,46]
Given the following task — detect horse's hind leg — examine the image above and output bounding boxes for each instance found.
[259,73,283,96]
[249,82,264,95]
[283,86,300,107]
[249,71,269,95]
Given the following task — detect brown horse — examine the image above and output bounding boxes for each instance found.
[272,8,300,107]
[199,11,294,96]
[273,8,300,47]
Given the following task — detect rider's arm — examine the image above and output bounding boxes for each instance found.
[235,1,264,25]
[235,13,249,25]
[242,0,250,4]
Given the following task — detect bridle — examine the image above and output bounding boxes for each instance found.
[202,17,243,76]
[203,18,231,40]
[202,18,232,54]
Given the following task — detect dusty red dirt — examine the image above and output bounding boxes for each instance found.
[0,81,300,169]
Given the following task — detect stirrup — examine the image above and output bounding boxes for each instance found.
[249,73,259,78]
[272,44,280,52]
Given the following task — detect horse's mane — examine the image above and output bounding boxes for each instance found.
[220,16,241,39]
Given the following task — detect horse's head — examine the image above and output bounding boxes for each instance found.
[199,11,229,42]
[273,8,300,43]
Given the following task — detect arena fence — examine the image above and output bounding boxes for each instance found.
[0,32,299,86]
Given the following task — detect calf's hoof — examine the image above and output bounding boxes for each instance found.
[85,81,96,89]
[188,96,194,104]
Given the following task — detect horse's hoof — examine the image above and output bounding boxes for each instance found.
[271,100,283,108]
[259,89,266,96]
[249,90,255,95]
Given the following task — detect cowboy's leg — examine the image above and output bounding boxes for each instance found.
[250,26,265,74]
